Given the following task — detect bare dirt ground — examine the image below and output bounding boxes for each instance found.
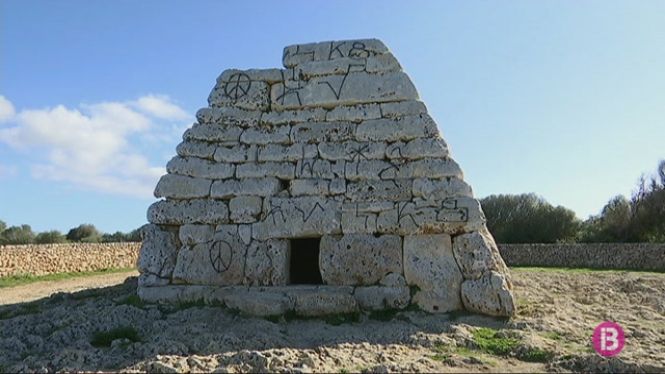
[0,270,139,305]
[0,268,663,373]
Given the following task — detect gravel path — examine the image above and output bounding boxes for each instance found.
[0,270,138,305]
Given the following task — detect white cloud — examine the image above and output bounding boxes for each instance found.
[0,95,16,122]
[0,95,192,198]
[134,94,190,120]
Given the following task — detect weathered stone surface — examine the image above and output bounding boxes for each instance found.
[176,140,217,160]
[340,202,393,233]
[211,178,282,198]
[403,235,463,313]
[461,271,516,317]
[290,122,356,143]
[289,179,330,196]
[380,101,427,118]
[257,144,318,162]
[208,76,270,111]
[283,39,389,67]
[252,197,341,240]
[413,178,473,199]
[229,196,263,223]
[236,162,295,180]
[376,198,486,235]
[138,224,179,278]
[179,224,215,245]
[216,68,283,84]
[325,103,382,123]
[354,286,410,310]
[138,273,170,287]
[295,159,345,179]
[271,71,418,110]
[244,239,289,286]
[346,180,412,201]
[318,141,386,161]
[223,290,293,316]
[154,174,212,199]
[261,108,327,125]
[172,225,247,286]
[166,156,235,179]
[147,199,229,225]
[298,54,401,79]
[213,144,256,163]
[196,106,262,127]
[289,286,358,316]
[240,125,291,145]
[183,122,243,142]
[344,160,400,180]
[138,285,215,304]
[356,114,437,142]
[329,178,346,195]
[386,138,448,160]
[452,229,511,280]
[319,234,402,286]
[396,158,463,179]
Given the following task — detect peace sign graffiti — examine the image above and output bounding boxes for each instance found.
[209,240,233,273]
[223,73,252,100]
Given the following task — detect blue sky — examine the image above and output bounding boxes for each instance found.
[1,0,664,233]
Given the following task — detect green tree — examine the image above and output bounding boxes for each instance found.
[66,224,101,242]
[0,220,6,233]
[34,230,67,244]
[481,193,580,243]
[0,224,35,245]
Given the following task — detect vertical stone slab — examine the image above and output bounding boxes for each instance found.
[138,224,180,282]
[461,271,515,317]
[403,234,464,313]
[244,239,290,286]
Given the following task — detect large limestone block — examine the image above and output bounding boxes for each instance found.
[172,225,247,286]
[196,106,262,127]
[396,158,463,179]
[216,68,283,84]
[461,271,516,317]
[291,122,356,143]
[271,71,418,110]
[179,224,215,245]
[257,143,318,162]
[252,197,342,240]
[356,114,438,142]
[214,144,256,163]
[340,202,391,234]
[386,138,449,160]
[287,286,358,316]
[223,290,294,316]
[208,73,270,111]
[147,199,229,225]
[236,162,295,180]
[183,122,242,143]
[289,179,330,196]
[318,141,386,161]
[176,140,217,160]
[380,101,427,118]
[344,160,401,180]
[240,125,291,145]
[261,107,327,125]
[243,239,290,286]
[138,224,179,279]
[295,158,345,179]
[376,197,486,235]
[319,234,402,286]
[354,286,410,310]
[166,156,235,180]
[413,178,473,200]
[346,179,412,201]
[452,229,511,280]
[298,54,401,79]
[210,178,282,198]
[403,235,464,313]
[154,174,211,199]
[325,103,382,123]
[282,39,389,67]
[229,196,263,223]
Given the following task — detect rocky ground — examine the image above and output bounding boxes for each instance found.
[0,268,663,373]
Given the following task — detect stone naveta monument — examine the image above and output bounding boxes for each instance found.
[138,39,516,317]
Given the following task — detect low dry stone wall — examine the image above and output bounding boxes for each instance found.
[499,243,665,271]
[0,243,140,277]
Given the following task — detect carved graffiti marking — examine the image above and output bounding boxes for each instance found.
[275,69,304,106]
[317,63,366,100]
[437,198,469,222]
[223,73,252,100]
[295,202,326,223]
[209,240,233,273]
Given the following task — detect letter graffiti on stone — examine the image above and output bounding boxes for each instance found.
[437,198,469,222]
[317,63,367,100]
[209,240,233,273]
[223,73,252,100]
[294,201,325,223]
[275,69,304,106]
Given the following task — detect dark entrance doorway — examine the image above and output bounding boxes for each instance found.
[289,238,323,284]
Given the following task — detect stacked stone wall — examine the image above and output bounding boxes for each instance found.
[0,243,140,277]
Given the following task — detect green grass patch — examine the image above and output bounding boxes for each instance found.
[116,294,145,309]
[368,308,399,321]
[0,267,136,288]
[0,302,41,320]
[175,298,206,310]
[472,327,520,356]
[519,346,554,363]
[543,331,562,341]
[90,326,141,348]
